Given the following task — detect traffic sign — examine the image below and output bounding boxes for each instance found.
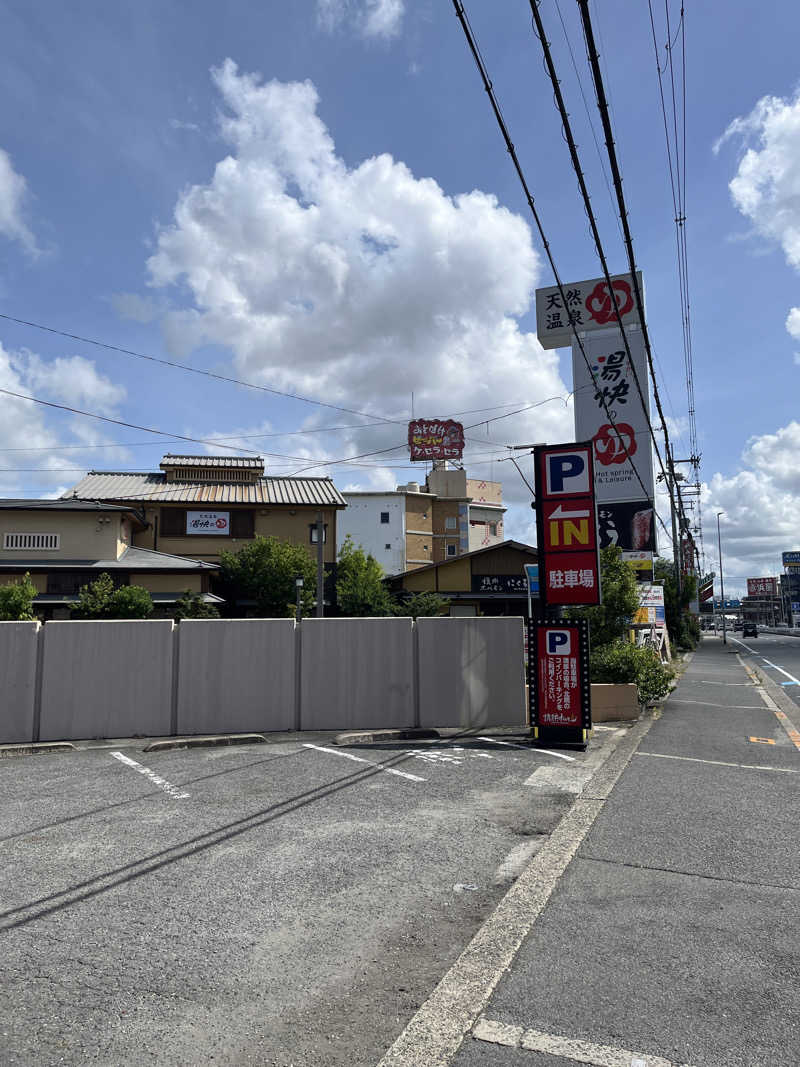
[524,564,539,595]
[534,442,601,609]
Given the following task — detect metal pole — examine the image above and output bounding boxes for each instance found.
[296,580,303,625]
[316,510,325,618]
[717,512,726,645]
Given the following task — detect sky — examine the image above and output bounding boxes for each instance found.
[1,0,800,595]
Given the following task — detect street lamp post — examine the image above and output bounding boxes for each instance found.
[295,575,304,624]
[716,512,726,646]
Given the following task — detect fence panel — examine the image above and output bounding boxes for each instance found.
[177,619,296,734]
[417,617,525,728]
[39,621,174,741]
[300,617,415,730]
[0,621,40,744]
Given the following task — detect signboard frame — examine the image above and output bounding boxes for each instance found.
[527,618,591,747]
[534,441,601,609]
[407,419,465,462]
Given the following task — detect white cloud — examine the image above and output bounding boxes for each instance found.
[0,343,128,496]
[0,147,37,254]
[111,291,159,323]
[146,59,572,510]
[316,0,405,39]
[700,420,800,593]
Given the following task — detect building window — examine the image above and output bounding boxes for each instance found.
[3,532,59,550]
[46,571,127,596]
[309,524,328,544]
[230,510,255,538]
[385,543,391,550]
[447,544,457,557]
[380,511,390,524]
[445,516,457,530]
[160,508,185,536]
[489,522,498,536]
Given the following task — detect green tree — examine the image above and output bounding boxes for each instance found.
[0,573,37,621]
[336,535,394,616]
[73,572,153,619]
[590,641,674,705]
[219,535,316,617]
[566,545,640,650]
[654,557,700,650]
[173,589,221,621]
[392,591,450,618]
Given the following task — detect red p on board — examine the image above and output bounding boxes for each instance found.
[534,442,601,608]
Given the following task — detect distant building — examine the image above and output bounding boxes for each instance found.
[63,454,347,566]
[0,498,219,619]
[338,465,505,575]
[386,539,537,617]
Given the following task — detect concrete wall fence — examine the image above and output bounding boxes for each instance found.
[0,616,525,745]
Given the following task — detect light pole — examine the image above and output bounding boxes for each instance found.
[716,512,726,645]
[295,575,304,624]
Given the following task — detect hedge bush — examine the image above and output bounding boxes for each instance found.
[590,640,674,705]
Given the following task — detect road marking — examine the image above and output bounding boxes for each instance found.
[668,698,764,710]
[698,680,751,686]
[477,736,577,761]
[376,714,654,1067]
[748,736,776,745]
[774,711,800,752]
[493,840,542,885]
[472,1017,697,1066]
[731,638,800,686]
[301,743,426,782]
[110,751,190,799]
[636,752,799,774]
[735,653,800,753]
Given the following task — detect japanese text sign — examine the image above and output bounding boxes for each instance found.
[573,330,655,505]
[186,510,229,535]
[747,577,777,597]
[782,552,800,568]
[534,442,601,608]
[408,419,464,461]
[528,619,591,742]
[535,272,643,350]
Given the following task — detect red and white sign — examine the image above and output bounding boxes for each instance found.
[536,625,583,728]
[534,442,601,608]
[535,271,643,350]
[408,419,464,461]
[747,577,778,597]
[186,510,229,535]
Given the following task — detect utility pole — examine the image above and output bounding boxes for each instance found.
[717,511,727,646]
[315,510,325,618]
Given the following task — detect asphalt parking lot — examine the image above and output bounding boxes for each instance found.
[0,728,625,1067]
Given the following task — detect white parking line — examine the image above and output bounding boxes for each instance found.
[301,743,426,782]
[730,638,800,685]
[477,736,577,762]
[110,751,190,799]
[473,1016,698,1067]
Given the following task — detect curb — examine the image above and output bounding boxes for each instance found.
[0,741,75,758]
[334,728,441,746]
[143,734,267,752]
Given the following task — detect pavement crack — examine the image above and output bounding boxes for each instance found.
[578,852,800,892]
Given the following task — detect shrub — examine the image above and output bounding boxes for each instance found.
[0,573,37,620]
[590,640,674,705]
[73,572,153,619]
[173,590,220,620]
[392,591,450,618]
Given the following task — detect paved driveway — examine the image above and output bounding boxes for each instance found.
[0,729,623,1066]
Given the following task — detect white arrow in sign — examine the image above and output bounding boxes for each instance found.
[548,504,591,520]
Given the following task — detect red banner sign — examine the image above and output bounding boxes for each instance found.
[528,619,592,743]
[534,442,601,608]
[408,419,464,461]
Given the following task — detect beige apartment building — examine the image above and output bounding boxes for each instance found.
[64,455,347,566]
[338,465,506,575]
[0,498,219,618]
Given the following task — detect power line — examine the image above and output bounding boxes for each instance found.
[451,0,672,547]
[576,0,691,564]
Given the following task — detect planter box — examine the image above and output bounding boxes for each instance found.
[590,682,640,722]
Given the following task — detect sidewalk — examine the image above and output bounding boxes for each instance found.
[383,638,800,1067]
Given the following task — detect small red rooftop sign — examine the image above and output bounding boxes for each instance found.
[408,419,465,462]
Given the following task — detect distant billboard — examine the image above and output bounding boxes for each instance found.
[747,577,778,597]
[782,551,800,568]
[186,510,229,535]
[598,501,656,552]
[408,419,464,461]
[535,271,643,350]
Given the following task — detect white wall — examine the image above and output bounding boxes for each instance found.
[338,494,406,575]
[468,505,505,552]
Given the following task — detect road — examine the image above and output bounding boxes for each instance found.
[0,728,624,1067]
[728,629,800,711]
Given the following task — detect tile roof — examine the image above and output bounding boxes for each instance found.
[0,546,218,571]
[0,498,142,513]
[63,473,347,507]
[160,454,264,470]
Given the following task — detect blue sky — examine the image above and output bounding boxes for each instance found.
[2,0,800,594]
